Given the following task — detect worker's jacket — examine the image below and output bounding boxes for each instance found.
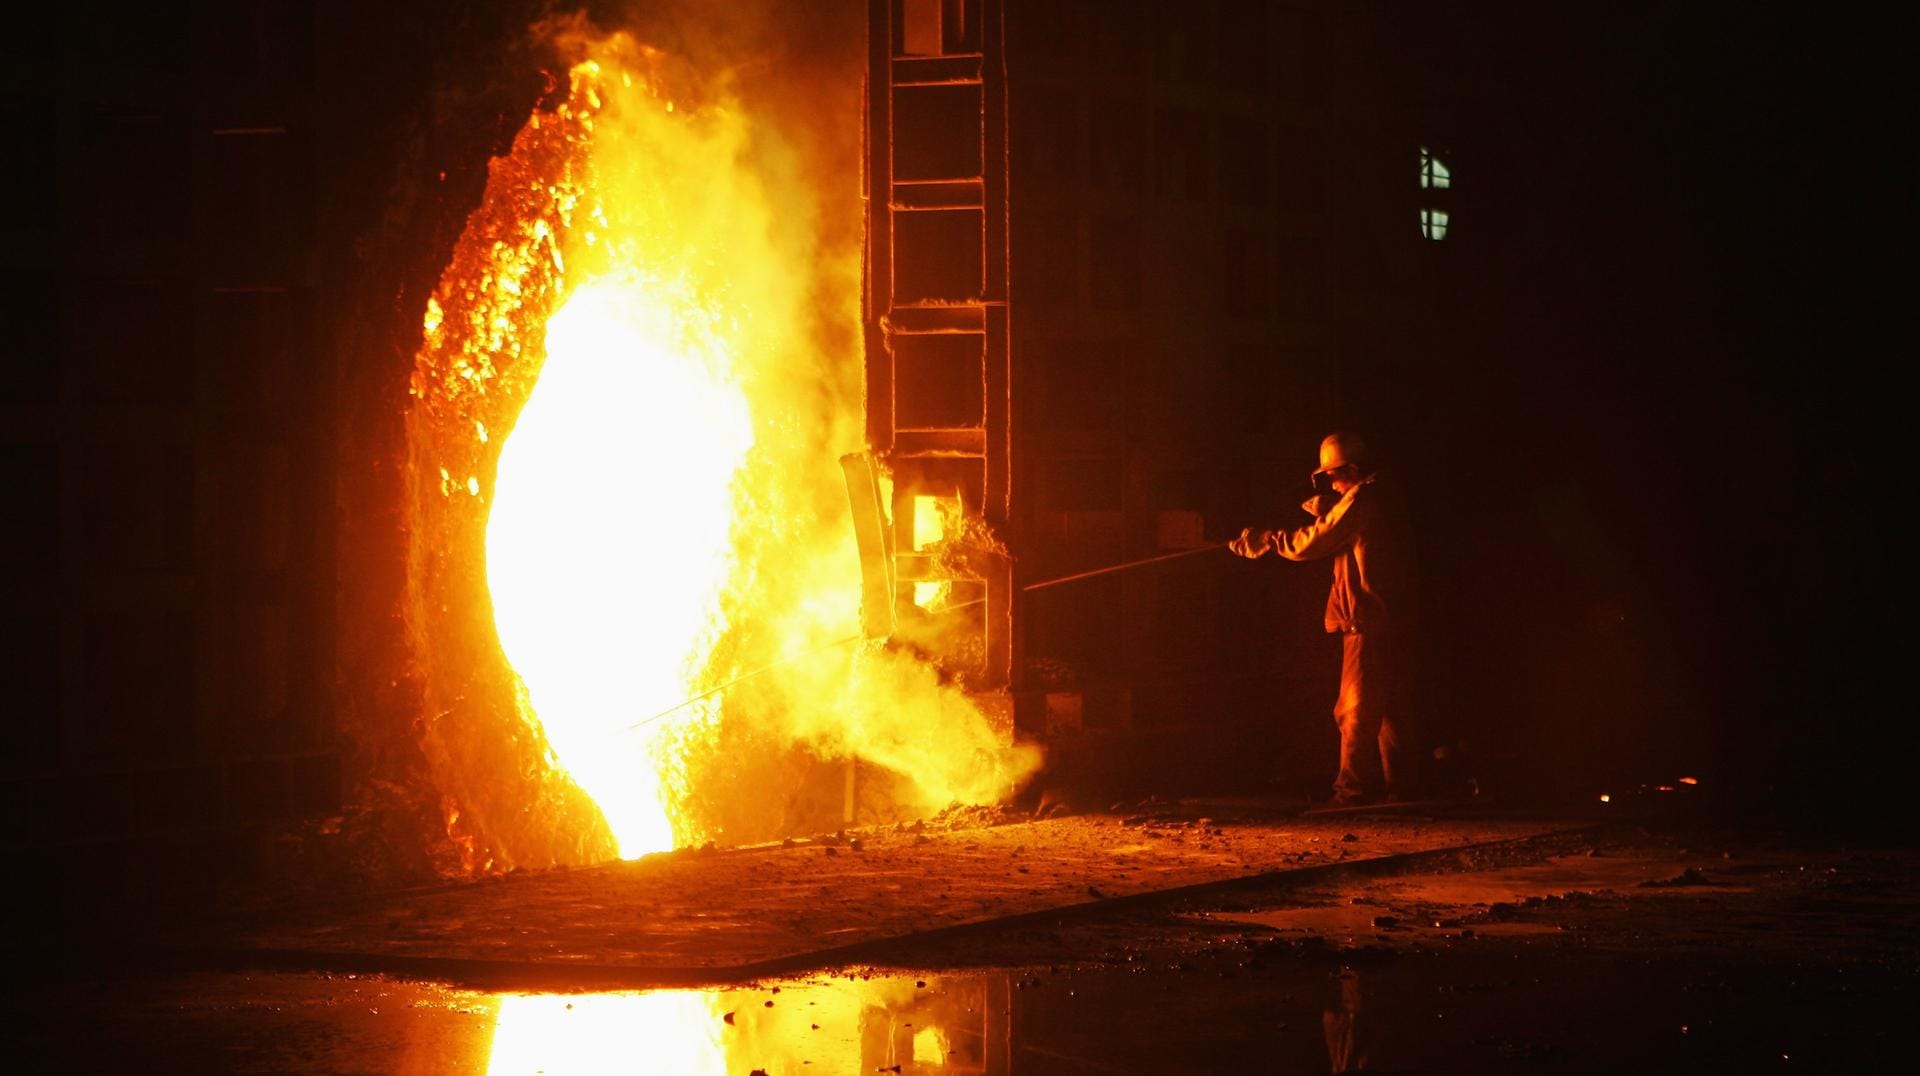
[1264,475,1415,635]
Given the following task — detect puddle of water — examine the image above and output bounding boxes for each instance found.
[482,975,985,1075]
[446,955,1896,1074]
[1191,852,1744,944]
[1360,853,1751,905]
[12,942,1901,1073]
[1207,905,1564,940]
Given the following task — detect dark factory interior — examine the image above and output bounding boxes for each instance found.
[3,1,1911,1071]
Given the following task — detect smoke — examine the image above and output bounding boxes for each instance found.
[525,7,1039,845]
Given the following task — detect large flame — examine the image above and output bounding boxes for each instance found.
[408,27,1040,868]
[486,280,751,856]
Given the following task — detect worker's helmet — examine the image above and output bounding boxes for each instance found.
[1314,432,1370,476]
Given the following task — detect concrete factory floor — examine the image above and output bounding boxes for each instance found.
[178,801,1590,983]
[14,802,1917,1072]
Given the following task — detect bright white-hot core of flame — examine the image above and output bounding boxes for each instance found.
[488,992,727,1076]
[486,278,751,858]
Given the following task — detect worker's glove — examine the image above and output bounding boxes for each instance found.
[1229,527,1274,559]
[1301,494,1338,519]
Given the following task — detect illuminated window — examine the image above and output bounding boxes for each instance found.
[1419,145,1451,241]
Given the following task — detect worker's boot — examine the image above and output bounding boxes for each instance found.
[1333,709,1384,805]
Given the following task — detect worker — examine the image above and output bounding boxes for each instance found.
[1230,432,1417,806]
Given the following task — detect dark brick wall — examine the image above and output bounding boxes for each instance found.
[0,2,336,927]
[1004,0,1415,790]
[1001,0,1912,818]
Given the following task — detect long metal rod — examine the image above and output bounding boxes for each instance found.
[628,542,1225,730]
[1021,543,1230,592]
[627,634,862,731]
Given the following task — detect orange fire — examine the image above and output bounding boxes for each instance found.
[487,278,752,856]
[408,31,1037,865]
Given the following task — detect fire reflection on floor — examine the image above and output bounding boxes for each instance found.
[487,992,724,1075]
[14,842,1913,1075]
[486,976,992,1075]
[13,939,1910,1075]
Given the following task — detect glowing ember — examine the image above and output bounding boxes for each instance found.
[487,279,751,857]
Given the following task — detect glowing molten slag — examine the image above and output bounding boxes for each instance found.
[487,281,751,857]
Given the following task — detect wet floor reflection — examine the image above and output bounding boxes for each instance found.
[485,975,998,1075]
[488,992,724,1074]
[1321,968,1367,1073]
[17,944,1885,1072]
[482,967,1387,1074]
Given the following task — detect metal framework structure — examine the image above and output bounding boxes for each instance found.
[864,0,1013,688]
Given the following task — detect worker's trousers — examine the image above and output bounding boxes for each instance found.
[1333,630,1414,803]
